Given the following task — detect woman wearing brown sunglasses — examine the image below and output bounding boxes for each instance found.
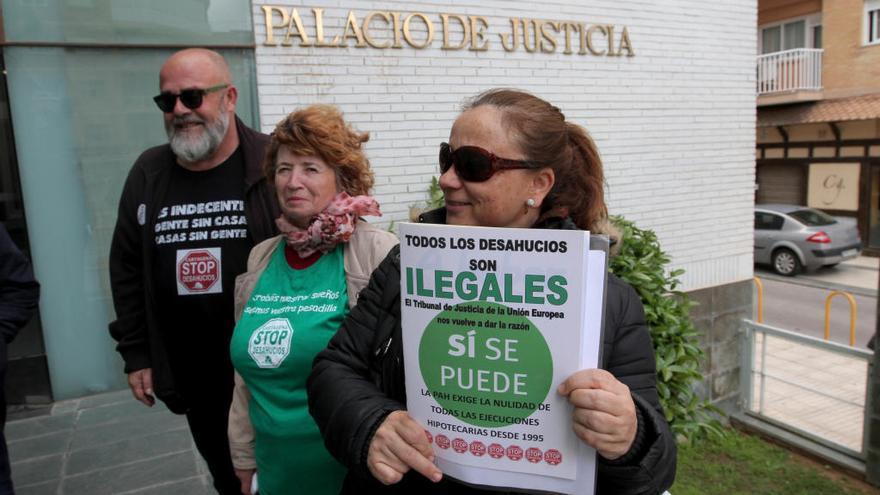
[308,89,676,494]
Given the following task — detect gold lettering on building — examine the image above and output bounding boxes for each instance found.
[540,21,560,53]
[607,25,623,56]
[584,24,606,56]
[560,22,579,54]
[262,6,287,46]
[521,19,538,53]
[618,27,635,57]
[469,16,490,51]
[312,8,337,47]
[260,7,635,58]
[363,11,392,49]
[339,11,367,47]
[500,18,520,52]
[402,13,435,49]
[441,14,470,50]
[390,12,404,48]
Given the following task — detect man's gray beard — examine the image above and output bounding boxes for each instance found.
[166,106,229,163]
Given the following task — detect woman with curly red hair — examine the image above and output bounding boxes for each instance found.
[227,104,397,495]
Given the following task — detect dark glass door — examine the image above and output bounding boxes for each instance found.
[870,164,880,250]
[0,51,53,407]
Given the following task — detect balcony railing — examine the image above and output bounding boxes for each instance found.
[757,48,823,95]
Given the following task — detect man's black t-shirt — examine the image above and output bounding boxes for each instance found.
[153,148,253,397]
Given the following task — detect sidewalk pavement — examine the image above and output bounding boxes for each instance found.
[749,331,870,454]
[750,255,876,463]
[6,389,212,495]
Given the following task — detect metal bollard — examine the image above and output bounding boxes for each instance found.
[753,276,764,323]
[824,290,857,347]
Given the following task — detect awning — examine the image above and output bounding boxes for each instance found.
[757,94,880,127]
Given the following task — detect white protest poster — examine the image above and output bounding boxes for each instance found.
[399,223,607,494]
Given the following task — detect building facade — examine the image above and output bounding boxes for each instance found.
[756,0,880,254]
[0,0,262,403]
[253,0,757,408]
[0,1,756,414]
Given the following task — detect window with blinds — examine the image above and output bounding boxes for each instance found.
[867,0,880,44]
[758,15,821,54]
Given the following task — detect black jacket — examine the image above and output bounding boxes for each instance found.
[0,224,40,345]
[308,210,676,494]
[108,116,279,413]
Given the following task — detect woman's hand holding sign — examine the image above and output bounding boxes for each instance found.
[557,369,638,460]
[368,410,444,485]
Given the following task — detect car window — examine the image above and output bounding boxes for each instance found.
[788,209,836,226]
[755,212,784,230]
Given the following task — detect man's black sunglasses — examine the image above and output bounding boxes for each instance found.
[152,84,229,113]
[439,142,540,182]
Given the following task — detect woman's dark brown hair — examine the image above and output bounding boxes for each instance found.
[264,104,374,196]
[465,89,606,231]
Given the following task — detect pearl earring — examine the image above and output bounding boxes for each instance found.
[526,198,536,207]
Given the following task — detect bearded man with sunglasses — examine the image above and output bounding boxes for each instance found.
[108,48,278,495]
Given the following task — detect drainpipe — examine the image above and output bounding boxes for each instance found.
[776,126,788,158]
[828,122,841,158]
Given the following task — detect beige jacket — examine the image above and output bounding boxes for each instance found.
[228,221,398,469]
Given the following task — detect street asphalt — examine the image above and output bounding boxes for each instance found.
[755,255,880,297]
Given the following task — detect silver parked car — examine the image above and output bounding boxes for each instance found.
[755,204,862,276]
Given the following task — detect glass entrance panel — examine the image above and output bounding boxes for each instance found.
[0,52,52,405]
[4,46,258,399]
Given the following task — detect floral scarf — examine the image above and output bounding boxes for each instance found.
[276,192,382,257]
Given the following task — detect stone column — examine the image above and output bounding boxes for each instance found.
[688,279,753,411]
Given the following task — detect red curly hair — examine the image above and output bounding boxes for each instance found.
[264,105,374,196]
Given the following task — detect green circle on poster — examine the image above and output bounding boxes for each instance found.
[419,301,553,428]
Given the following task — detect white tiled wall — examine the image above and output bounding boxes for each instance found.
[252,0,757,291]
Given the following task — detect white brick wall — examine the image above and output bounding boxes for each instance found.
[252,0,757,291]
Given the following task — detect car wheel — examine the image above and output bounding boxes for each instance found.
[772,248,801,276]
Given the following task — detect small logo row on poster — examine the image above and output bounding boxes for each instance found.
[425,431,562,465]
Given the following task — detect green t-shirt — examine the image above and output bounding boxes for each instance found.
[230,243,348,495]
